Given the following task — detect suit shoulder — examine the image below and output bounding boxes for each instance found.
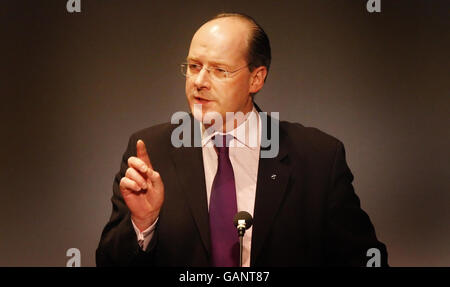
[279,120,342,153]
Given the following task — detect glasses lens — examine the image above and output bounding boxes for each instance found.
[212,68,227,80]
[180,64,231,80]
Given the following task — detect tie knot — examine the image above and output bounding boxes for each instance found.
[213,134,233,154]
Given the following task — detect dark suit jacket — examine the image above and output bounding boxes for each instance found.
[96,108,388,266]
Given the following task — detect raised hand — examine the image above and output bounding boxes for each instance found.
[119,140,164,231]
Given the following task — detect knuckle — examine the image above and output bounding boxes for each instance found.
[123,178,139,191]
[127,158,134,168]
[125,167,133,177]
[133,181,141,191]
[128,156,138,166]
[119,177,128,190]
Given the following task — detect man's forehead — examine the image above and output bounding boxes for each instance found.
[194,17,250,41]
[188,17,249,64]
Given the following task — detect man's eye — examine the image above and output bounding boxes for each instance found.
[214,68,227,75]
[189,64,201,71]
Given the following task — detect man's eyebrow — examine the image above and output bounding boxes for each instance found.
[186,57,198,62]
[186,57,228,67]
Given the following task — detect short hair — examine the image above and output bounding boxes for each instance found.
[209,13,271,82]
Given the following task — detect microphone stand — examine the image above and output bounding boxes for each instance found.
[239,235,243,267]
[234,212,253,268]
[237,221,246,267]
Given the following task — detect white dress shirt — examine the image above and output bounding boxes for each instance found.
[132,106,261,267]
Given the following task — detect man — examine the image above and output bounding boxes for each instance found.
[96,13,388,267]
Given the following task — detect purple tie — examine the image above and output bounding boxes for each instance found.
[209,134,239,267]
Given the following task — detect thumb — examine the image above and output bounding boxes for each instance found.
[136,139,153,169]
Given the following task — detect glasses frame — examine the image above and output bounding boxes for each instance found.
[180,62,249,81]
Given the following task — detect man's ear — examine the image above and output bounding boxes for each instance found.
[249,66,268,94]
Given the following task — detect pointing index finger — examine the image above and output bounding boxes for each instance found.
[136,139,153,170]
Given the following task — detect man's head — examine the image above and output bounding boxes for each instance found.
[184,13,271,128]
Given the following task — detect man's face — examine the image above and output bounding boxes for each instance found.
[185,18,255,128]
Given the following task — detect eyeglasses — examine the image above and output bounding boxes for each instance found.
[180,63,249,81]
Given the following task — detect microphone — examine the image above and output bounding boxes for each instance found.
[233,211,253,236]
[233,211,253,267]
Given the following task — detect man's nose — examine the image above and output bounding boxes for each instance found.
[194,67,211,90]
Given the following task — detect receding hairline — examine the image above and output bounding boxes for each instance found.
[202,14,257,61]
[207,14,255,36]
[206,13,255,27]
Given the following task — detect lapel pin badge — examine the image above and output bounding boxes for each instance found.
[271,174,277,180]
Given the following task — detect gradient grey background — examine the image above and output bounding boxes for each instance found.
[1,0,449,266]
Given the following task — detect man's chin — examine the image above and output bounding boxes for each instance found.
[190,103,225,128]
[190,102,211,119]
[192,108,203,123]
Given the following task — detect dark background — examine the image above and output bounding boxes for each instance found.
[1,0,448,266]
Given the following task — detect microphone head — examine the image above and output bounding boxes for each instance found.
[233,211,253,230]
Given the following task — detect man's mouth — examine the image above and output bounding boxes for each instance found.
[193,96,212,105]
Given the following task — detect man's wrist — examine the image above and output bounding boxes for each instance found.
[131,213,158,232]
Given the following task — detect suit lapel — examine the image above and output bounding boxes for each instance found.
[250,112,292,266]
[169,115,211,257]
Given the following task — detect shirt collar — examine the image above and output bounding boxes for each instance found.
[201,106,260,149]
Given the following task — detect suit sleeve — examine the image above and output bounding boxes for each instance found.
[96,134,158,266]
[324,141,388,266]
